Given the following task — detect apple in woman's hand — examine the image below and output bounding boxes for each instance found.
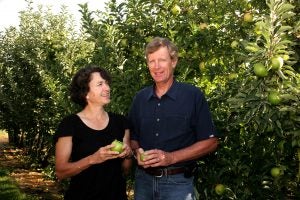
[111,139,124,153]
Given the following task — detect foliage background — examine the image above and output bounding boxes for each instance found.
[0,0,299,199]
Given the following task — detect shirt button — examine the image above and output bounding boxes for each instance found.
[155,133,159,136]
[157,118,160,122]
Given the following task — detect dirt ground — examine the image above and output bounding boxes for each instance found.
[0,132,134,200]
[0,132,63,200]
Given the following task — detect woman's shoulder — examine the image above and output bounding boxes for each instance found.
[108,112,129,127]
[54,114,79,143]
[60,113,80,124]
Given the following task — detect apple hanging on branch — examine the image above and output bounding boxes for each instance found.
[270,167,283,178]
[215,184,225,195]
[243,12,253,22]
[253,63,268,77]
[171,4,181,15]
[268,91,282,105]
[270,56,284,70]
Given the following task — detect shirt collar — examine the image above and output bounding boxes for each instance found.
[147,79,178,101]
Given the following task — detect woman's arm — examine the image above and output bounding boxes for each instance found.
[55,136,120,180]
[121,129,132,175]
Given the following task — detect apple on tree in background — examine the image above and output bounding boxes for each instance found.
[243,12,253,22]
[199,23,208,30]
[171,4,181,15]
[231,40,239,49]
[268,91,281,105]
[120,39,128,47]
[215,184,225,195]
[253,63,268,77]
[271,56,284,70]
[271,167,282,178]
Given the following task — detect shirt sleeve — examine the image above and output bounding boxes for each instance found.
[128,95,139,141]
[53,114,76,144]
[122,114,130,130]
[194,91,216,140]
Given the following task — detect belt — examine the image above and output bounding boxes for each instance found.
[140,167,185,177]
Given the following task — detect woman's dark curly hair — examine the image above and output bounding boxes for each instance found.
[69,65,111,108]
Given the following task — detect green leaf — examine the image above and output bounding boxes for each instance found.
[280,94,298,101]
[279,107,296,112]
[276,4,295,16]
[281,12,296,21]
[283,70,296,77]
[244,42,261,53]
[276,26,293,35]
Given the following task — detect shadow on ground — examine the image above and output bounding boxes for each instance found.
[0,132,63,200]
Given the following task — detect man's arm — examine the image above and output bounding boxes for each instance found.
[141,137,218,168]
[170,137,218,164]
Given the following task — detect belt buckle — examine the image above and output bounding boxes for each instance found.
[155,168,166,178]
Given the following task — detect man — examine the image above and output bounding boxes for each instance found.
[128,37,218,200]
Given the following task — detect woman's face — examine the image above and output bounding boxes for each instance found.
[86,72,110,106]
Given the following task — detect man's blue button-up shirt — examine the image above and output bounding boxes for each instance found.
[128,80,215,153]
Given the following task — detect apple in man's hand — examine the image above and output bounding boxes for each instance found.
[140,153,147,161]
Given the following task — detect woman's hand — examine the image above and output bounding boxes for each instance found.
[89,144,120,164]
[118,143,133,159]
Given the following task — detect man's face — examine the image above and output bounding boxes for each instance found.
[147,46,177,84]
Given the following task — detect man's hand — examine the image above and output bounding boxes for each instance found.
[138,148,174,168]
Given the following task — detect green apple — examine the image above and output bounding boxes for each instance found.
[270,167,282,177]
[283,55,289,61]
[253,63,268,77]
[271,56,284,70]
[120,39,128,47]
[199,61,205,70]
[244,12,253,22]
[268,91,281,105]
[140,153,147,161]
[199,23,208,30]
[215,184,225,195]
[254,23,262,35]
[231,40,239,49]
[228,73,238,80]
[111,139,123,153]
[171,5,181,15]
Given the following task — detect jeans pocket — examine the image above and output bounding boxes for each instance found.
[166,173,193,185]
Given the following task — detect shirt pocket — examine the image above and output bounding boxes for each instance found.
[140,117,155,138]
[165,114,189,139]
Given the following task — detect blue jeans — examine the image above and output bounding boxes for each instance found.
[134,168,196,200]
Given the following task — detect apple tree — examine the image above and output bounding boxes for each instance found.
[0,2,94,166]
[203,0,299,199]
[79,0,299,198]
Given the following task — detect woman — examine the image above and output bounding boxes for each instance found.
[54,65,132,200]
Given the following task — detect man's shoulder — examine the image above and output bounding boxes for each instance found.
[135,85,152,97]
[176,81,203,94]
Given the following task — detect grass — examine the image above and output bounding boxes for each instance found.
[0,130,39,200]
[0,168,31,200]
